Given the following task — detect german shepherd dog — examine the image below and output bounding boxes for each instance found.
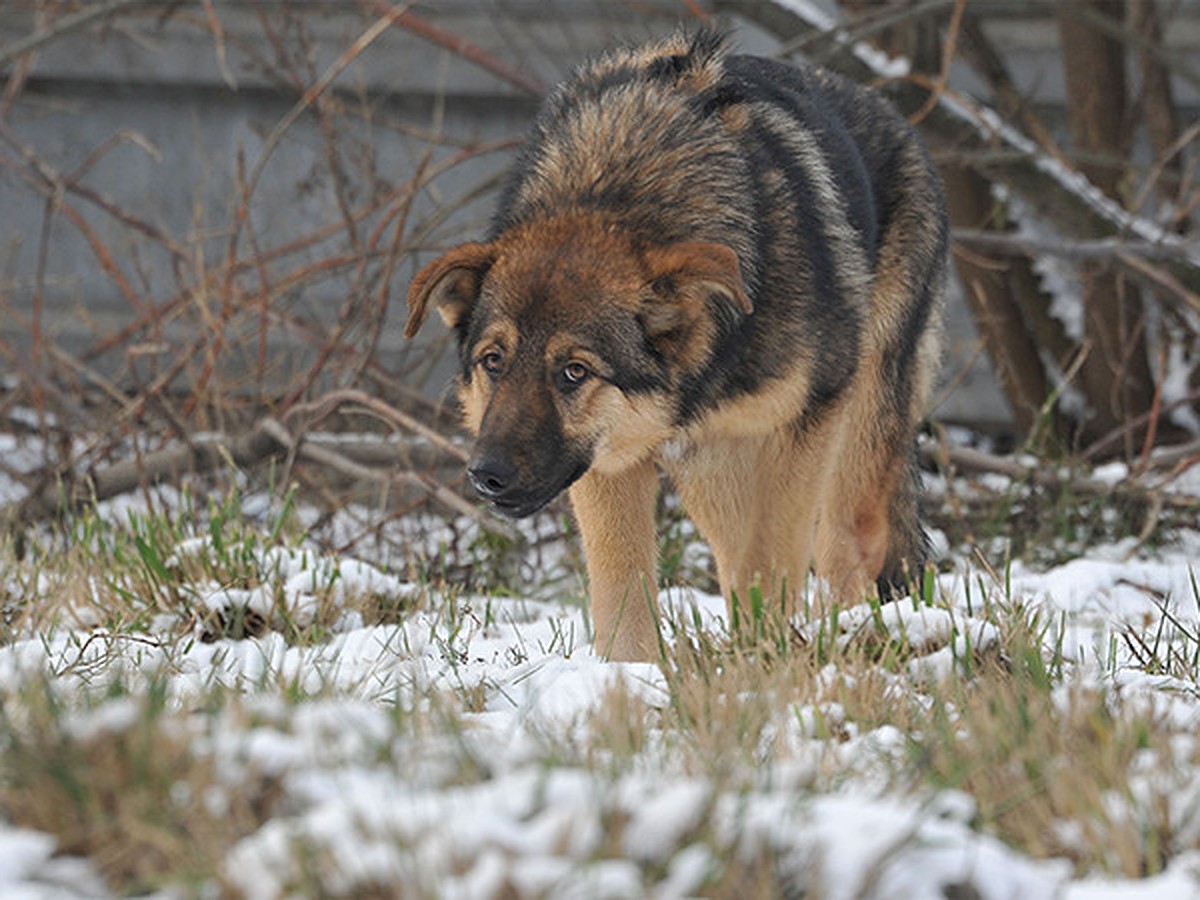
[405,30,947,661]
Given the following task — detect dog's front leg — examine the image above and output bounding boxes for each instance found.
[569,459,659,661]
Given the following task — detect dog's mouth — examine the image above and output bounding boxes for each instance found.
[486,494,553,520]
[474,462,590,520]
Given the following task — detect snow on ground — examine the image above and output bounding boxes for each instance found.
[1,420,1199,896]
[1,505,1199,896]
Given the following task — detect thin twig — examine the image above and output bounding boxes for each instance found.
[285,389,469,464]
[0,0,165,70]
[952,229,1198,264]
[909,0,967,125]
[363,0,547,97]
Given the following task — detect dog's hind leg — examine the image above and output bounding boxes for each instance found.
[813,379,930,604]
[874,448,929,597]
[813,445,905,604]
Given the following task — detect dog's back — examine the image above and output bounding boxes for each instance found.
[495,30,945,442]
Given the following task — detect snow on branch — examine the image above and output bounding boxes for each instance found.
[732,0,1200,296]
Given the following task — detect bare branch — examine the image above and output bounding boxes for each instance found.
[920,436,1200,507]
[953,229,1200,265]
[0,0,166,70]
[725,0,1200,297]
[361,0,548,97]
[0,417,516,539]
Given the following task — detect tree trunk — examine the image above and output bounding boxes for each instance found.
[861,0,1068,445]
[942,165,1060,439]
[1128,0,1186,222]
[1059,2,1157,452]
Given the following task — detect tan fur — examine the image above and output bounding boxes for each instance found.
[569,461,661,660]
[583,392,676,476]
[404,243,495,338]
[662,427,832,613]
[685,365,815,439]
[457,319,520,433]
[813,382,906,601]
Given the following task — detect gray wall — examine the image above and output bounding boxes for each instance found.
[3,2,1197,428]
[2,2,688,400]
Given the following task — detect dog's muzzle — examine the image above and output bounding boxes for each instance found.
[467,450,543,518]
[467,447,588,519]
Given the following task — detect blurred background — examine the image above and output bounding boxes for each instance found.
[1,0,1197,549]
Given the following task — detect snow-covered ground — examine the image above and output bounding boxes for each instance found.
[1,456,1199,898]
[2,0,1198,893]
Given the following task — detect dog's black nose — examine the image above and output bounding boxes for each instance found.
[468,452,518,499]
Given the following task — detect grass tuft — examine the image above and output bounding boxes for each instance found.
[0,679,281,893]
[2,474,1199,892]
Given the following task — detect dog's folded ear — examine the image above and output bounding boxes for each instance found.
[640,242,751,367]
[405,243,497,338]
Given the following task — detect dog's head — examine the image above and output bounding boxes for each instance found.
[404,213,750,518]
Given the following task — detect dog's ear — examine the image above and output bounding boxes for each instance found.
[640,242,751,365]
[405,243,497,338]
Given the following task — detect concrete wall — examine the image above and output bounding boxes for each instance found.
[2,2,1197,429]
[2,2,689,400]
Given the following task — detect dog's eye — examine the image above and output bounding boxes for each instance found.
[478,350,504,376]
[560,361,591,388]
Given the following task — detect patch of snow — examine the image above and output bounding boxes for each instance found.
[772,0,911,78]
[1163,336,1200,434]
[5,483,1200,896]
[0,822,106,898]
[620,778,710,862]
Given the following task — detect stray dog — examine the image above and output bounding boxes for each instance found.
[405,30,947,660]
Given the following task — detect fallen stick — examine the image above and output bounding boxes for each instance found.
[0,417,510,538]
[919,437,1200,508]
[260,418,521,542]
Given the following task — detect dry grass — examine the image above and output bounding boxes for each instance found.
[577,583,1200,884]
[2,488,1199,894]
[0,679,283,893]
